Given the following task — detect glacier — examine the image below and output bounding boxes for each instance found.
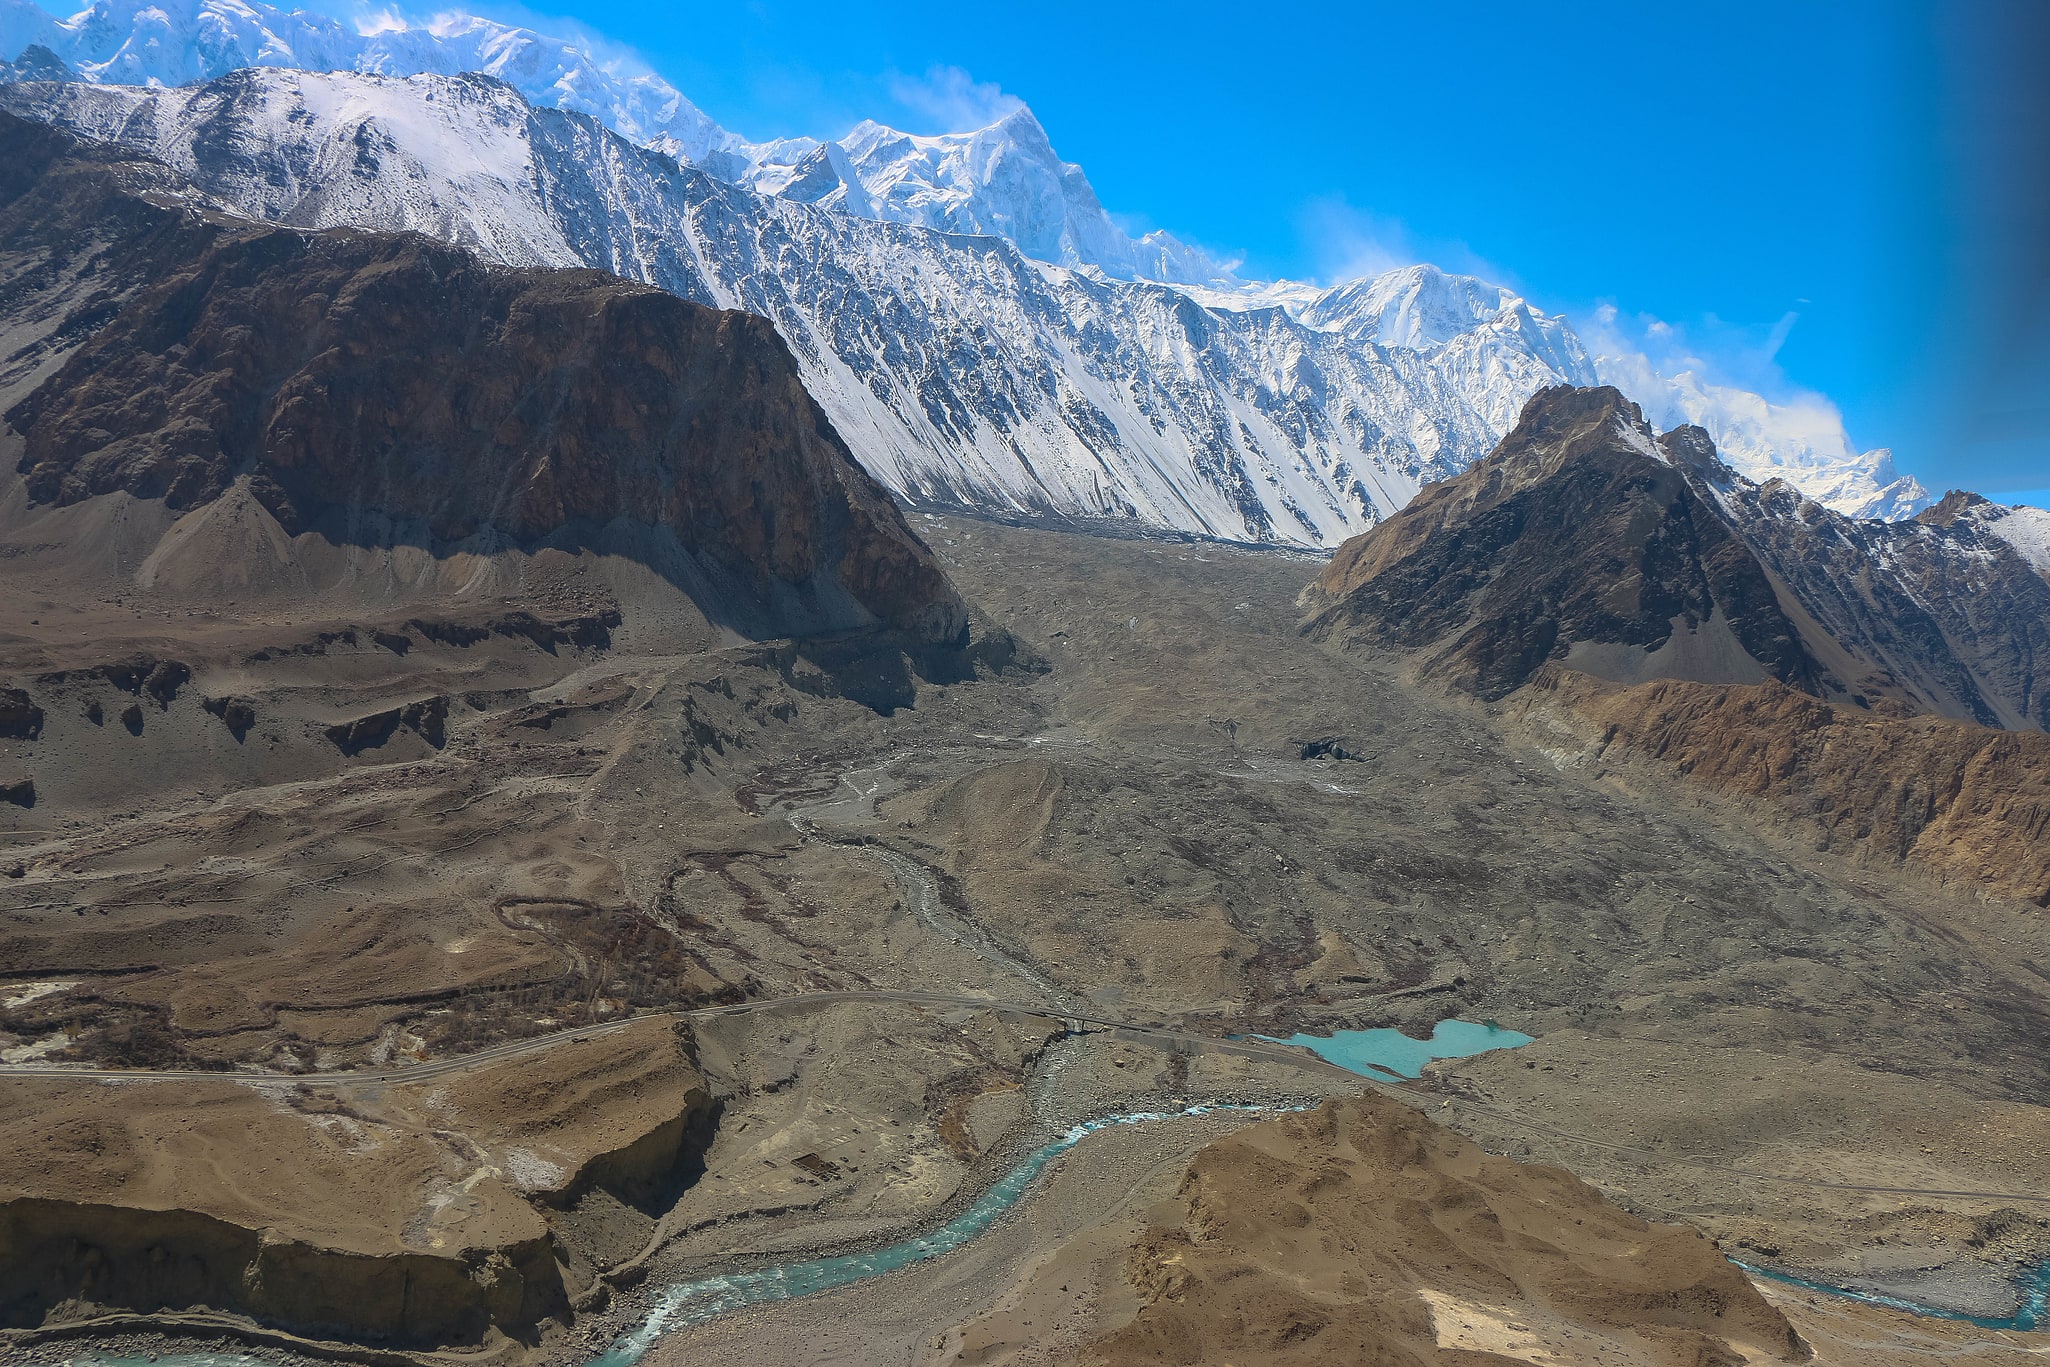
[0,0,1931,535]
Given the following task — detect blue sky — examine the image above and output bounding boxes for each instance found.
[474,0,2044,505]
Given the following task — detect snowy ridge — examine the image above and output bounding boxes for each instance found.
[0,0,1230,286]
[715,109,1235,286]
[0,0,1930,529]
[2,69,1595,545]
[0,0,731,155]
[1970,503,2050,581]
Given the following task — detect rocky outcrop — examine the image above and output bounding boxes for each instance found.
[325,696,449,754]
[0,109,966,647]
[0,1198,567,1345]
[541,1078,720,1217]
[1516,671,2050,906]
[1078,1094,1805,1366]
[1301,386,1822,699]
[0,1021,717,1349]
[0,687,43,738]
[409,609,621,654]
[201,694,256,740]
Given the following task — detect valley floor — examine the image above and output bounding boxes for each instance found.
[4,514,2048,1363]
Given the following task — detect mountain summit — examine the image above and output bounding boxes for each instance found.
[0,0,1931,524]
[1301,385,1822,699]
[713,105,1235,286]
[1305,384,2050,729]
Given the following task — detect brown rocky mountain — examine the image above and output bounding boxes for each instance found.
[1300,385,1822,700]
[1703,479,2050,731]
[1304,383,2050,904]
[1074,1094,1807,1367]
[1514,671,2050,907]
[0,109,964,646]
[1305,383,2049,732]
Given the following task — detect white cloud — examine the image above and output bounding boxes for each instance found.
[352,6,406,36]
[1297,195,1510,289]
[1572,303,1939,521]
[1579,302,1818,403]
[885,64,1023,133]
[332,0,665,81]
[1576,301,1860,461]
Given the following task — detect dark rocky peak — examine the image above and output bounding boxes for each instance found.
[1916,489,1993,526]
[1453,384,1662,504]
[1336,384,2050,731]
[0,111,967,648]
[1497,382,1653,454]
[1658,422,1739,484]
[1301,384,1823,700]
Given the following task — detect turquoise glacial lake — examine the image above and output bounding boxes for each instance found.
[1257,1018,1534,1078]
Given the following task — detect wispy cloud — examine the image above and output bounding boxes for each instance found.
[351,6,406,36]
[885,64,1023,133]
[1578,302,1863,458]
[1581,302,1813,403]
[333,0,663,80]
[1297,195,1509,288]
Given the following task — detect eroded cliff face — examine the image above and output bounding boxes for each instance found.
[0,1019,717,1348]
[1300,386,1821,700]
[1514,671,2050,908]
[1076,1095,1806,1367]
[0,109,965,646]
[0,1200,567,1345]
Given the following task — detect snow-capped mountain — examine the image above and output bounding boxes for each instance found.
[1,69,1605,545]
[704,109,1235,287]
[0,0,732,154]
[0,0,1930,529]
[0,0,1230,287]
[1944,498,2050,582]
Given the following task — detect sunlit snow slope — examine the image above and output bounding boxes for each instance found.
[0,0,1932,533]
[4,70,1610,544]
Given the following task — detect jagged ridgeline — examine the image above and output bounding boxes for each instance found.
[1303,384,2050,905]
[1302,384,2050,728]
[0,110,965,648]
[0,63,1923,548]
